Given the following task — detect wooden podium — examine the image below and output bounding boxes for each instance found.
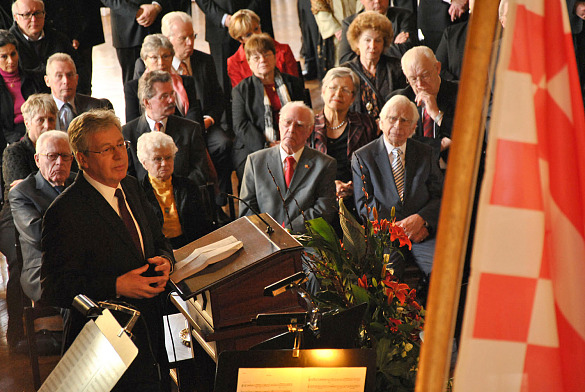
[170,213,304,361]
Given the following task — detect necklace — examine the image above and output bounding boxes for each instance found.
[327,119,347,130]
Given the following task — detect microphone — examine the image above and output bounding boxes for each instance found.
[222,193,274,235]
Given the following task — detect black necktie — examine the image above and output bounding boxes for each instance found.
[114,188,142,253]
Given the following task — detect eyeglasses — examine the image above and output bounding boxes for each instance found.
[84,141,130,156]
[146,54,173,62]
[38,152,74,162]
[249,52,274,63]
[386,116,414,126]
[326,85,354,95]
[406,72,432,85]
[151,155,174,164]
[16,11,45,20]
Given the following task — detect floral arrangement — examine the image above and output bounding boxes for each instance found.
[301,201,425,392]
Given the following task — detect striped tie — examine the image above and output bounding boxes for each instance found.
[391,148,405,202]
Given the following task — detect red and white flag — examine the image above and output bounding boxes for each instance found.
[454,0,585,390]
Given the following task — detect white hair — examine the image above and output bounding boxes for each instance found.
[136,131,178,165]
[36,130,69,154]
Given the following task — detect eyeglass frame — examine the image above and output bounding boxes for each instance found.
[37,152,74,162]
[83,140,130,156]
[16,11,45,20]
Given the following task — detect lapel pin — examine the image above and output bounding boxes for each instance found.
[305,164,309,169]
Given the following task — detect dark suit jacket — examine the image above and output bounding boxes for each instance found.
[123,114,210,186]
[100,0,171,48]
[140,174,213,246]
[45,0,105,49]
[124,75,204,125]
[74,93,114,113]
[239,146,337,234]
[8,171,75,301]
[417,0,468,52]
[0,66,44,144]
[9,22,76,74]
[390,80,459,162]
[436,21,468,82]
[231,72,305,170]
[352,137,443,231]
[40,173,173,385]
[339,6,417,64]
[133,51,225,124]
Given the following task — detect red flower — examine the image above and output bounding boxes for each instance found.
[358,274,369,289]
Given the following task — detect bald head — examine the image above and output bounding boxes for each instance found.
[401,46,441,97]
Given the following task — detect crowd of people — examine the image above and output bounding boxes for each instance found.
[0,0,519,390]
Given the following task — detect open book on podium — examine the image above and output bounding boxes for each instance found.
[169,213,305,360]
[38,309,138,391]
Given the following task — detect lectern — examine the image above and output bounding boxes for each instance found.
[170,213,304,361]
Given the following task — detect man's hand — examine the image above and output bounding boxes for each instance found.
[136,4,161,27]
[441,137,452,151]
[335,180,353,199]
[335,29,343,41]
[394,31,409,44]
[204,117,214,129]
[224,14,232,27]
[72,39,80,50]
[115,264,166,299]
[415,91,440,119]
[397,214,429,243]
[449,0,469,21]
[147,256,172,285]
[10,178,24,188]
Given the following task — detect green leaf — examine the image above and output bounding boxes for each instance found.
[339,199,366,260]
[351,283,371,305]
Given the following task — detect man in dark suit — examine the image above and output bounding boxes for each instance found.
[44,53,113,131]
[123,70,210,187]
[239,101,337,234]
[194,0,273,94]
[352,95,443,274]
[9,0,76,74]
[338,0,417,63]
[41,109,174,391]
[101,0,171,84]
[9,130,74,302]
[417,0,468,52]
[392,46,458,166]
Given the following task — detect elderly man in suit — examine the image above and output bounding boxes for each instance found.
[41,109,174,391]
[352,95,443,275]
[9,130,74,302]
[391,46,459,167]
[123,70,210,187]
[239,101,337,234]
[44,53,113,131]
[338,0,417,63]
[9,0,75,74]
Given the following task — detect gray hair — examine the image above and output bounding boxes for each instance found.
[21,93,58,123]
[12,0,44,16]
[138,70,172,103]
[140,34,175,60]
[380,95,420,124]
[136,131,178,165]
[401,46,437,73]
[46,52,77,74]
[321,67,359,95]
[36,130,70,154]
[161,11,193,37]
[280,101,315,128]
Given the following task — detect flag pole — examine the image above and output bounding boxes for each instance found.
[415,0,501,390]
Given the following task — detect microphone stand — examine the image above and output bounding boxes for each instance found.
[223,193,274,235]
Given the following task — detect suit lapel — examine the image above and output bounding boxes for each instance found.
[375,137,402,204]
[267,147,287,196]
[35,171,59,199]
[403,139,417,204]
[286,148,312,197]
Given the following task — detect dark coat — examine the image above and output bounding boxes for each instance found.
[140,174,213,246]
[435,21,468,82]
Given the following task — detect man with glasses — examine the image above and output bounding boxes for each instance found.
[352,95,443,275]
[41,109,174,391]
[392,46,459,167]
[9,130,74,303]
[9,0,75,75]
[239,101,337,234]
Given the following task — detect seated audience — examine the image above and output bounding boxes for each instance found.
[125,34,203,125]
[311,67,377,206]
[227,9,298,88]
[9,130,75,302]
[44,53,113,131]
[9,0,76,75]
[340,11,407,120]
[352,95,443,275]
[339,0,417,63]
[232,33,306,182]
[391,46,459,166]
[239,101,337,234]
[137,131,213,249]
[123,70,211,188]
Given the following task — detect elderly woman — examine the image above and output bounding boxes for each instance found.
[227,9,298,88]
[124,34,202,124]
[231,33,305,181]
[0,30,44,163]
[137,131,213,249]
[341,11,407,120]
[311,67,377,202]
